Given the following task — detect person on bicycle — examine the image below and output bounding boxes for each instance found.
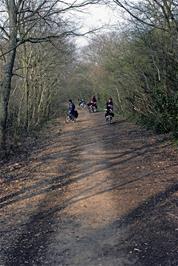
[78,98,86,108]
[68,99,76,120]
[105,97,114,117]
[91,95,97,108]
[87,95,97,109]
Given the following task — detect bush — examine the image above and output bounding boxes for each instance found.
[137,88,178,134]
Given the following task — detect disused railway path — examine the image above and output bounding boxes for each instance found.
[0,111,178,265]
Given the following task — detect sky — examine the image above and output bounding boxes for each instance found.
[69,3,123,47]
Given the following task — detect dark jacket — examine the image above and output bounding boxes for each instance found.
[106,100,113,111]
[68,102,75,114]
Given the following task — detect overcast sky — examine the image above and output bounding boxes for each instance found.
[70,3,123,47]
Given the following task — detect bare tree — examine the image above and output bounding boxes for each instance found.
[109,0,178,32]
[0,0,100,152]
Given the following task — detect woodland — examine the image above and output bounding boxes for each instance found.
[0,0,178,156]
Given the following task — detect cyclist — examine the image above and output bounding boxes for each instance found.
[105,97,114,118]
[68,99,76,120]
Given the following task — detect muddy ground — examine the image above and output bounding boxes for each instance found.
[0,110,178,266]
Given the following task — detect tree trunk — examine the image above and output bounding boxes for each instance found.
[0,0,17,150]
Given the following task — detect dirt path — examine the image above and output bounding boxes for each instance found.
[0,111,178,266]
